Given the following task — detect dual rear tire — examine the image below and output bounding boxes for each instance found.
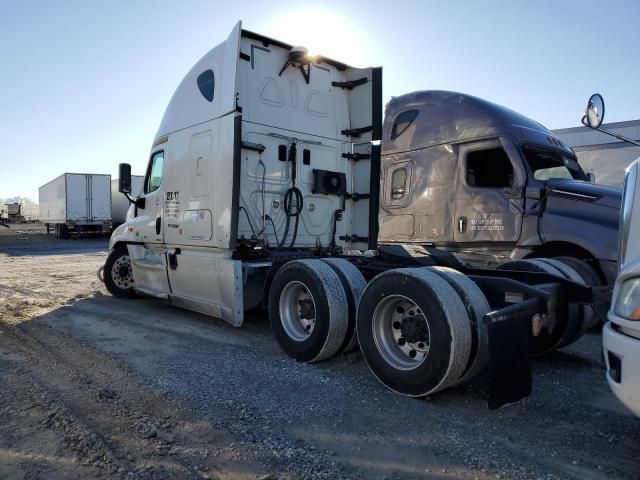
[269,259,357,363]
[269,260,491,397]
[356,267,490,397]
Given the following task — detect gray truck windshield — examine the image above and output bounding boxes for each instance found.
[523,146,587,181]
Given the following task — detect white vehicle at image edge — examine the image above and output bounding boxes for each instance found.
[603,158,640,416]
[582,93,640,416]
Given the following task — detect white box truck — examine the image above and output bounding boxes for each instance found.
[103,22,608,408]
[39,173,112,239]
[112,176,144,227]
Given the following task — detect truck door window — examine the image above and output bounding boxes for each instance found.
[391,109,419,140]
[523,146,587,181]
[145,151,165,194]
[391,168,407,199]
[466,148,514,188]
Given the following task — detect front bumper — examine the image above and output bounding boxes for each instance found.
[603,320,640,416]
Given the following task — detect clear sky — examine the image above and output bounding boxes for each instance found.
[1,0,638,200]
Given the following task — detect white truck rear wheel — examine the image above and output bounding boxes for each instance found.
[425,266,491,383]
[357,268,471,397]
[321,258,367,354]
[269,259,348,363]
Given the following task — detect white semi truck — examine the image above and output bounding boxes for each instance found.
[39,173,112,239]
[584,94,640,416]
[111,176,144,227]
[104,22,608,408]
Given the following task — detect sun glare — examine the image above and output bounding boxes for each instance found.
[260,7,371,67]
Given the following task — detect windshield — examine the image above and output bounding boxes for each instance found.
[523,146,587,181]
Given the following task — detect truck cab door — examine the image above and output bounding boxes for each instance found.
[128,148,171,298]
[453,138,525,245]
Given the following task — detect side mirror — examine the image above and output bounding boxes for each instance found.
[118,163,132,194]
[584,93,605,129]
[587,172,596,183]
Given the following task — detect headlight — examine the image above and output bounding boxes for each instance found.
[614,277,640,320]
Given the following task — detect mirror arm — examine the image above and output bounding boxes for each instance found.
[124,193,136,204]
[587,124,640,147]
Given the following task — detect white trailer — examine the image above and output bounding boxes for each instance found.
[103,22,605,408]
[21,203,39,222]
[111,176,144,227]
[39,173,112,239]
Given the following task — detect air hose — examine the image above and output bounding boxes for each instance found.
[278,142,304,248]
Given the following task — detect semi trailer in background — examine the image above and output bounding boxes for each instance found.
[39,173,112,239]
[21,203,39,222]
[112,176,144,227]
[103,22,609,408]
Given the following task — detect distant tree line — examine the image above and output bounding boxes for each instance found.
[1,197,37,205]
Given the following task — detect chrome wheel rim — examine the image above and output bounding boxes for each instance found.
[279,281,316,342]
[111,254,133,290]
[372,295,430,370]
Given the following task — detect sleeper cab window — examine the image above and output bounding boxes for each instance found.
[466,147,514,188]
[197,69,215,102]
[391,168,407,199]
[391,109,419,140]
[145,151,165,194]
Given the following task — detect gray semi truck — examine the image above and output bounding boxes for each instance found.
[380,91,620,303]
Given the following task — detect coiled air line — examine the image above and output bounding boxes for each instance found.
[279,141,303,248]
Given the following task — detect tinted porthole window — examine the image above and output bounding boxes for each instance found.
[197,70,215,102]
[391,109,419,140]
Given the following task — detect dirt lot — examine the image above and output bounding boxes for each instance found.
[1,224,639,480]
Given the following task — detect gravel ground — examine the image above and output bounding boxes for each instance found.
[1,226,639,479]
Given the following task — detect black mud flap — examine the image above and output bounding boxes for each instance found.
[485,298,538,409]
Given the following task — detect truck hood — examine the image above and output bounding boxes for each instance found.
[546,179,622,209]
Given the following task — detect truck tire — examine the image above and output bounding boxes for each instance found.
[536,258,593,342]
[426,266,491,383]
[497,259,578,355]
[554,256,604,326]
[321,258,367,354]
[357,268,472,397]
[269,259,348,363]
[104,248,137,298]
